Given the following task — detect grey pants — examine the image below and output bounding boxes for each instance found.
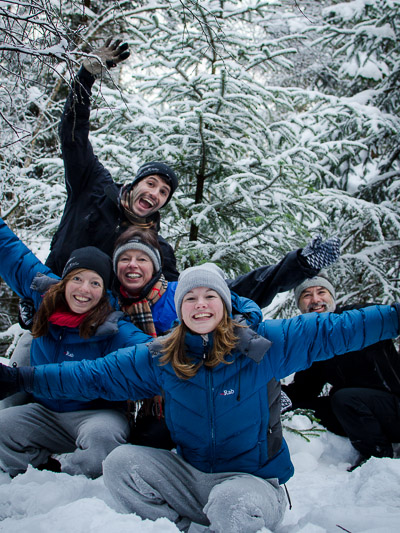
[103,445,287,532]
[0,403,130,478]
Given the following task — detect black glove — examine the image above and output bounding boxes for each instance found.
[301,235,341,271]
[18,297,35,331]
[83,37,130,75]
[0,363,22,400]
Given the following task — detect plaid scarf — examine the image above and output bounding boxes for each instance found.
[119,275,168,337]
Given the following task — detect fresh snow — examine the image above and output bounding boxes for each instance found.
[0,361,399,533]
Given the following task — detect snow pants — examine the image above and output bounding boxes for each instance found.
[0,403,130,478]
[331,387,400,458]
[103,444,287,533]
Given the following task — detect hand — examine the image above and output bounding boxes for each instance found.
[280,390,292,414]
[83,37,130,75]
[301,235,341,271]
[18,297,35,331]
[0,363,21,400]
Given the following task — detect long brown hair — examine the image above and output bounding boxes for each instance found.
[31,269,112,339]
[159,307,242,379]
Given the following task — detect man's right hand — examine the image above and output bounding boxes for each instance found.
[83,37,130,75]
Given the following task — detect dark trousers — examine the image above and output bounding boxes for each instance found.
[331,387,400,458]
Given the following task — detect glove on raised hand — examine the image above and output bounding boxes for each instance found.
[301,235,341,271]
[83,37,130,75]
[18,297,35,331]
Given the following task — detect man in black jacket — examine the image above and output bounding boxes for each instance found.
[284,273,400,470]
[45,39,180,281]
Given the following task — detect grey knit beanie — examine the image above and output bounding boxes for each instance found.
[112,238,161,274]
[174,263,232,320]
[294,273,336,309]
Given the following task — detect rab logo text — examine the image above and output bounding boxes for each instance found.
[220,389,235,396]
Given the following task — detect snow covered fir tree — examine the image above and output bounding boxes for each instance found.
[0,2,400,531]
[1,0,399,324]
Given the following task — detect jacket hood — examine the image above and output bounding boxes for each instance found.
[230,291,263,328]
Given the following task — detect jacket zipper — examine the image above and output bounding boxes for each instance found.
[203,337,216,472]
[53,328,65,411]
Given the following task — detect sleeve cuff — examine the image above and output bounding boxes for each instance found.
[18,366,35,393]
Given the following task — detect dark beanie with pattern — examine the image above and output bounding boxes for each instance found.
[62,247,112,288]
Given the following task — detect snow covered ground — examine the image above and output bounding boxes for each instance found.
[0,410,399,533]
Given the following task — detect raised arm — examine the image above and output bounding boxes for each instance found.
[0,217,56,306]
[227,236,341,308]
[59,65,110,197]
[60,38,130,197]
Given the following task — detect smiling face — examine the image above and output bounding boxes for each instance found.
[298,285,336,314]
[116,249,155,296]
[129,175,171,218]
[181,286,224,334]
[64,269,104,314]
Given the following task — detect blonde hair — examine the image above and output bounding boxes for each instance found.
[32,269,112,339]
[159,307,243,379]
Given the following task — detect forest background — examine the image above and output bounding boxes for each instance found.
[1,0,399,355]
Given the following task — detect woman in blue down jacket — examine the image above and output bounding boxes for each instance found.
[0,263,399,532]
[0,217,151,478]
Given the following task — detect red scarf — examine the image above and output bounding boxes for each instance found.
[49,310,89,328]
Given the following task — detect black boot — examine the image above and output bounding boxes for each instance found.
[37,456,62,473]
[347,454,369,472]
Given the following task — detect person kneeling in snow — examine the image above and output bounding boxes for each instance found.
[1,263,399,532]
[283,273,400,471]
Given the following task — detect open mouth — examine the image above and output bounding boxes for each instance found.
[193,313,212,319]
[138,196,155,209]
[310,304,326,312]
[74,295,90,303]
[126,273,142,279]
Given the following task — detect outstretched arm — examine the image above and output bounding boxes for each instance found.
[0,217,56,304]
[259,304,400,380]
[0,343,159,403]
[227,236,340,308]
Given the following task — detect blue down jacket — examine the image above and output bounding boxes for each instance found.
[0,217,151,412]
[29,295,399,484]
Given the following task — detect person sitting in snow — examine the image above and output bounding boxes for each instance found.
[283,273,400,471]
[0,216,151,478]
[0,263,399,531]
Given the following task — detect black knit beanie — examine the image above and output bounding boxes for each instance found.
[130,161,178,204]
[62,247,112,288]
